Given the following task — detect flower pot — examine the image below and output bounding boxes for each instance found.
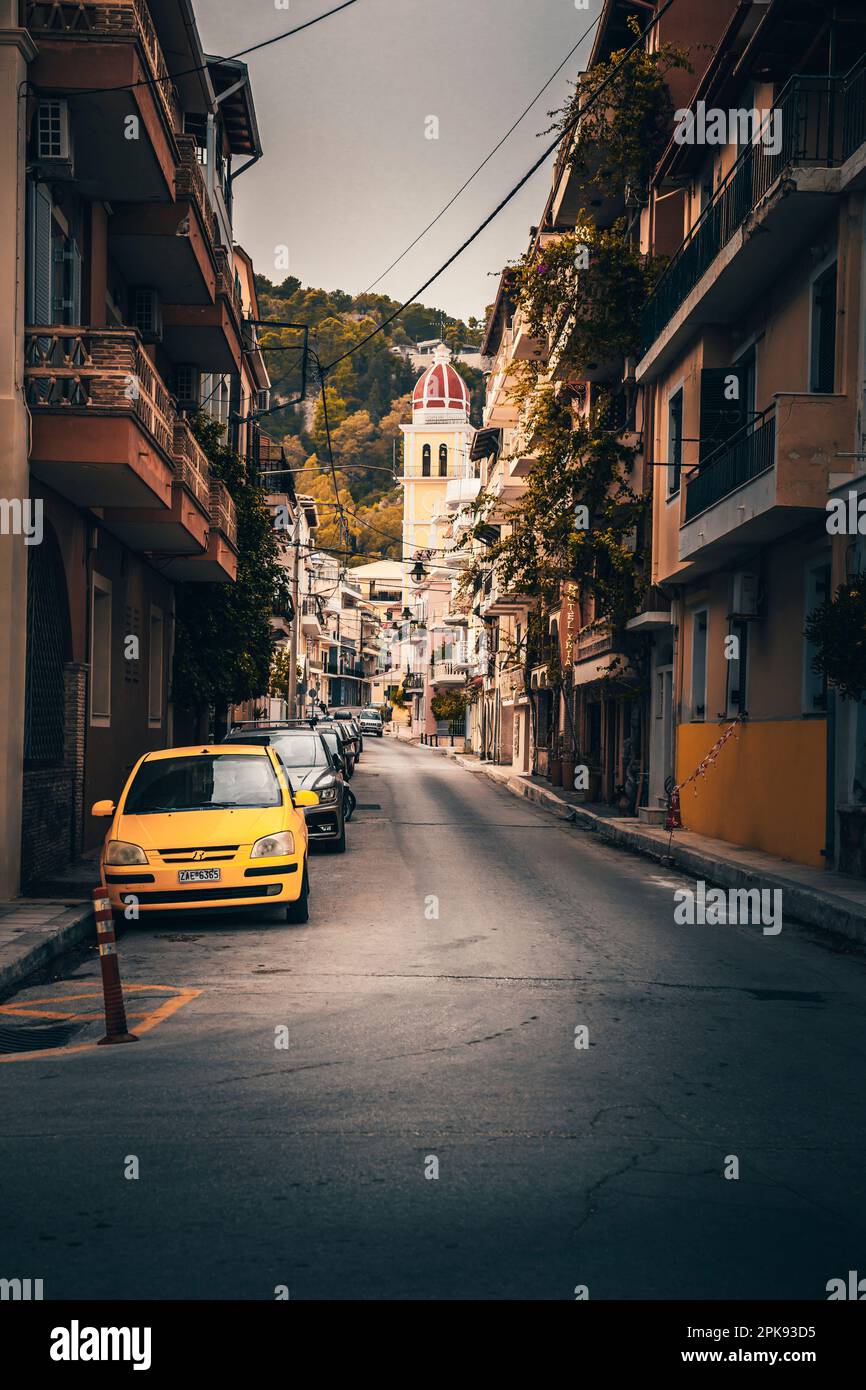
[587,770,601,801]
[549,757,563,786]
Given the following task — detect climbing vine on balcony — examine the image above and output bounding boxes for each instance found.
[459,385,646,632]
[172,413,289,715]
[515,221,661,380]
[804,580,866,702]
[549,16,691,203]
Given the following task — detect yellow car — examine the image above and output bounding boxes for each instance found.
[91,744,319,924]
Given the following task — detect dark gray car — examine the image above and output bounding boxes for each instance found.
[221,726,347,852]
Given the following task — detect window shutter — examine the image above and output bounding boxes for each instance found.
[699,366,746,462]
[27,182,53,326]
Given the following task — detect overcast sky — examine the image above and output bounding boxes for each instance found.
[194,0,601,323]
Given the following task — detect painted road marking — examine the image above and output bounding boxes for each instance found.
[0,985,201,1063]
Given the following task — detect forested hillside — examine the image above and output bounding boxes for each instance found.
[254,276,485,559]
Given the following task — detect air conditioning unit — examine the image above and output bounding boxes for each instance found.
[174,365,201,411]
[731,570,759,617]
[131,288,163,343]
[257,388,271,413]
[35,100,74,174]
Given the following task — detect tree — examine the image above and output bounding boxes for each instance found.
[172,414,288,719]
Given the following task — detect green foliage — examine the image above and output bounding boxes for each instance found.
[804,581,866,702]
[431,690,468,723]
[171,414,288,711]
[460,385,645,631]
[549,16,691,200]
[516,221,661,380]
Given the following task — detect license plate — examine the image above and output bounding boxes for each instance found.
[177,868,221,883]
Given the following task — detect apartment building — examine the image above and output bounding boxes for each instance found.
[637,0,866,867]
[0,0,265,891]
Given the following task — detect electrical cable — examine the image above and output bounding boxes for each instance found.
[364,9,602,293]
[42,0,364,106]
[322,0,674,374]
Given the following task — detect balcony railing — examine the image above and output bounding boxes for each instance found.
[215,245,243,323]
[208,479,237,549]
[844,54,866,160]
[26,0,181,134]
[172,419,211,510]
[175,134,218,253]
[24,327,175,459]
[641,73,853,355]
[684,408,776,522]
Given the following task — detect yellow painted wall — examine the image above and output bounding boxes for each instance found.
[676,720,826,867]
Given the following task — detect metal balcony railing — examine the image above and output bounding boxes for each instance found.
[641,73,854,356]
[172,419,211,510]
[684,408,776,522]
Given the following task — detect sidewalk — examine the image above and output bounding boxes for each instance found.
[410,739,866,946]
[0,853,98,999]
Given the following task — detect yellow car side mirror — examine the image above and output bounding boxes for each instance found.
[91,800,116,818]
[294,790,319,808]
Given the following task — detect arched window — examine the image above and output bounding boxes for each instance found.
[421,444,431,477]
[439,444,448,476]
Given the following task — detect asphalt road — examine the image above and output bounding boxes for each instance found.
[2,737,865,1300]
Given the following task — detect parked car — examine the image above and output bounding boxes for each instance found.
[316,726,356,821]
[359,708,384,737]
[91,744,318,923]
[332,709,363,756]
[317,719,357,777]
[221,725,347,853]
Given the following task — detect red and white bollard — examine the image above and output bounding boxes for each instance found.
[91,886,138,1046]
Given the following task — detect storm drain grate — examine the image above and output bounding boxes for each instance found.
[354,803,381,810]
[0,1020,85,1055]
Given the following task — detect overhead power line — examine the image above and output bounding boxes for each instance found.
[364,9,602,294]
[45,0,363,105]
[323,0,675,374]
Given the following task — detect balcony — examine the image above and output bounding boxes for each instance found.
[638,71,865,382]
[108,137,217,307]
[480,574,531,618]
[445,475,482,510]
[511,307,547,363]
[300,598,323,636]
[99,417,211,556]
[27,0,180,201]
[25,327,175,507]
[573,627,634,687]
[162,245,243,373]
[431,661,466,688]
[678,394,855,576]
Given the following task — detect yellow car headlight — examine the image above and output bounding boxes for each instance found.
[250,831,295,858]
[106,840,148,866]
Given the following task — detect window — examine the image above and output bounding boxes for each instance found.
[422,444,431,477]
[810,262,837,393]
[803,560,830,713]
[725,619,748,718]
[90,575,112,727]
[148,606,164,727]
[691,610,708,720]
[668,389,683,494]
[439,443,448,476]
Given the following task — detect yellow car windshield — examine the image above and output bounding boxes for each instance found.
[124,754,282,815]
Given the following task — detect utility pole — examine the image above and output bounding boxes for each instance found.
[287,509,301,718]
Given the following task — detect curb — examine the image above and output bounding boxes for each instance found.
[0,902,94,1001]
[444,750,866,946]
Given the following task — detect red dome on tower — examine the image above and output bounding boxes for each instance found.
[412,346,470,420]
